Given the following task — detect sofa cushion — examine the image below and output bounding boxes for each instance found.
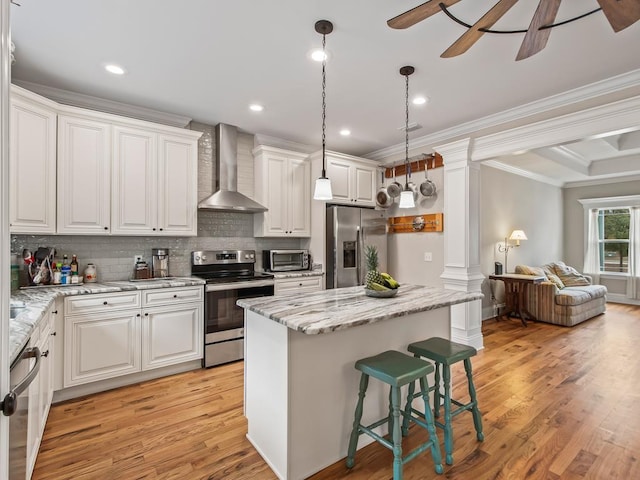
[555,285,607,306]
[545,261,590,287]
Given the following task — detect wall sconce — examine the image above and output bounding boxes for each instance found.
[498,229,527,273]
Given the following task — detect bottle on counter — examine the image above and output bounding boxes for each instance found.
[53,262,62,285]
[84,263,97,283]
[70,255,79,276]
[62,254,69,267]
[61,264,71,285]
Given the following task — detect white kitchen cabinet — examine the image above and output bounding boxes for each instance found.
[111,126,158,235]
[63,287,203,388]
[57,115,112,234]
[274,275,323,296]
[9,90,57,234]
[325,154,377,207]
[253,146,311,237]
[157,134,198,235]
[142,302,203,370]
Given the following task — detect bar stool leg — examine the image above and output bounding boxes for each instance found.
[419,377,444,474]
[390,386,403,480]
[388,387,395,440]
[346,373,369,468]
[401,380,416,437]
[464,358,484,441]
[442,365,454,465]
[433,363,441,418]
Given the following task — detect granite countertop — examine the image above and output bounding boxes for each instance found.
[9,277,205,365]
[237,284,483,335]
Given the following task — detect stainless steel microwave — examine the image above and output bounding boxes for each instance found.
[263,250,310,272]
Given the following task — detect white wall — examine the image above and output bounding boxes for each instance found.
[480,165,563,317]
[563,180,640,298]
[386,165,444,287]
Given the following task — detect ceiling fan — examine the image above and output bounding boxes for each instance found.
[387,0,640,60]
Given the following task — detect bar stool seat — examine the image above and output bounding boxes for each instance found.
[405,337,484,465]
[346,350,443,479]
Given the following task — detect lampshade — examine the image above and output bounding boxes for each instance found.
[509,229,527,246]
[313,177,333,201]
[398,189,415,209]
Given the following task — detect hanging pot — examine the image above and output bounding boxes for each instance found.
[420,157,437,198]
[406,162,419,201]
[376,170,393,209]
[387,166,402,198]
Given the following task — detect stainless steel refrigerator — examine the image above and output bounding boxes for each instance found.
[326,205,387,289]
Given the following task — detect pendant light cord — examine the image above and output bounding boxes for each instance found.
[321,32,327,178]
[404,72,409,187]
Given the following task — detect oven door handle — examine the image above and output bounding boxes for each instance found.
[205,280,275,292]
[2,347,41,417]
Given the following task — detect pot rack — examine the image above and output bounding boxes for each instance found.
[385,152,443,178]
[388,213,444,233]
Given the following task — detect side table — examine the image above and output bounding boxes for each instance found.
[489,274,545,326]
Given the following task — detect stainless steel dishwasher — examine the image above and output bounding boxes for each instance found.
[2,340,41,479]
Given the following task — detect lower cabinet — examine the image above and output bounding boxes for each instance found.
[274,275,323,296]
[63,287,203,388]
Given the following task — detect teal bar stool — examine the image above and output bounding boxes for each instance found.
[346,350,443,479]
[404,337,483,465]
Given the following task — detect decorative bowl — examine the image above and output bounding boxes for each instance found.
[364,287,398,298]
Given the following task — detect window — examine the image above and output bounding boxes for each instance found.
[598,208,630,273]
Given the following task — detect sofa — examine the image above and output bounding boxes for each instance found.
[514,262,607,327]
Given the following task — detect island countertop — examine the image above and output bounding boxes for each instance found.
[237,284,483,335]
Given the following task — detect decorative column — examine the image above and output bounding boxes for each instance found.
[436,138,484,350]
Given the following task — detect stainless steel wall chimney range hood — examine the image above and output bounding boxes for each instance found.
[197,123,267,213]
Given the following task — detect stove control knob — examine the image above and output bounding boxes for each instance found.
[201,255,207,261]
[249,253,254,259]
[194,255,200,261]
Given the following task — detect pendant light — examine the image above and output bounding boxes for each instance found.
[313,20,333,201]
[398,66,415,209]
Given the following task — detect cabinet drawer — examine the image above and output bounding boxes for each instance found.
[65,291,141,315]
[275,276,323,295]
[142,286,203,307]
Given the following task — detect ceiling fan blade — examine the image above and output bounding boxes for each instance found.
[441,0,519,58]
[596,0,640,32]
[516,0,561,61]
[387,0,462,29]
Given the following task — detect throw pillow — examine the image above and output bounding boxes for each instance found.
[546,273,565,289]
[516,265,547,278]
[551,261,590,287]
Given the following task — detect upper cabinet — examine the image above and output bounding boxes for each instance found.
[10,85,202,236]
[312,151,378,207]
[9,91,57,233]
[253,146,311,237]
[57,115,112,234]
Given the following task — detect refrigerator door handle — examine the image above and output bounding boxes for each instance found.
[356,226,363,285]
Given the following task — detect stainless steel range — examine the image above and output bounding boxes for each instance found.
[191,250,274,368]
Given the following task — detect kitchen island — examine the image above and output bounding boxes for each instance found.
[237,284,483,480]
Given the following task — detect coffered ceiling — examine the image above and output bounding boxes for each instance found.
[9,1,640,185]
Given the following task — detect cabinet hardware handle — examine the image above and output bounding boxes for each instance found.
[103,301,108,305]
[159,228,163,231]
[173,294,178,298]
[104,226,108,230]
[144,313,149,316]
[152,228,156,231]
[42,350,50,358]
[299,283,303,286]
[137,313,141,317]
[52,310,58,314]
[51,332,56,336]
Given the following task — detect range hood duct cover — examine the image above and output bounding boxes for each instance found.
[197,123,267,212]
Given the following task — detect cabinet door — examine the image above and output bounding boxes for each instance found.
[9,98,57,233]
[38,332,53,436]
[112,126,157,234]
[141,303,203,370]
[353,164,376,206]
[287,157,311,236]
[263,154,289,236]
[64,311,141,387]
[326,157,352,203]
[157,134,198,235]
[26,326,42,479]
[57,115,112,234]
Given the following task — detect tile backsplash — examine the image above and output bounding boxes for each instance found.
[11,211,300,282]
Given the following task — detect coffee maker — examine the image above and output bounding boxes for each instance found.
[151,248,170,278]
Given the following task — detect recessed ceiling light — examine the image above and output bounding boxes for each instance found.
[249,104,264,112]
[412,96,428,105]
[104,64,126,75]
[311,49,327,62]
[340,129,351,136]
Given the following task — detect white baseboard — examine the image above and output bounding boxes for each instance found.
[607,294,640,306]
[482,303,505,321]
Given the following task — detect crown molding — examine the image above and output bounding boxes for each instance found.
[482,160,565,187]
[253,133,316,154]
[565,174,640,189]
[13,80,192,127]
[366,68,640,161]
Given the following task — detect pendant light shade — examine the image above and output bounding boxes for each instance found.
[399,65,415,209]
[313,20,334,201]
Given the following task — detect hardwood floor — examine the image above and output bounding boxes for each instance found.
[33,303,640,480]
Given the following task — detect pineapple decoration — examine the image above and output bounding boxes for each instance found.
[364,245,399,291]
